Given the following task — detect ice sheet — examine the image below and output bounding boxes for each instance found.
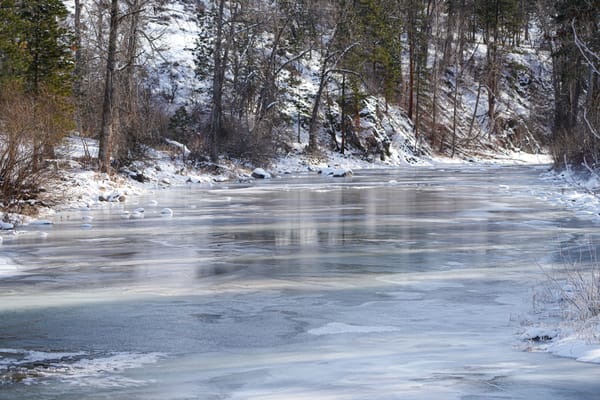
[1,165,599,399]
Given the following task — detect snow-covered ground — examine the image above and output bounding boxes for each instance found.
[32,133,551,217]
[516,166,600,364]
[0,126,550,225]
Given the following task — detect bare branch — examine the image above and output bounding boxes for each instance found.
[275,47,313,76]
[572,19,600,76]
[583,107,600,140]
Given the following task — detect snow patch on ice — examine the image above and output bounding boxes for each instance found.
[160,208,173,217]
[307,322,400,336]
[376,275,465,290]
[0,256,21,278]
[0,221,14,230]
[0,349,165,387]
[539,167,600,222]
[545,338,600,364]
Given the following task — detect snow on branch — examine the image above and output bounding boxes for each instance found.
[583,108,600,140]
[572,19,600,76]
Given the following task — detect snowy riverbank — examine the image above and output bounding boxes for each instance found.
[0,133,551,225]
[516,166,600,364]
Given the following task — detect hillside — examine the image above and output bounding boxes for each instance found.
[141,0,552,168]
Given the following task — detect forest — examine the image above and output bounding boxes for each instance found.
[0,0,599,208]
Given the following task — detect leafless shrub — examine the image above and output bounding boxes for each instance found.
[114,88,171,168]
[550,128,600,168]
[0,83,71,210]
[543,240,600,324]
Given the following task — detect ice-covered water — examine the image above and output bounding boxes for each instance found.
[1,165,599,399]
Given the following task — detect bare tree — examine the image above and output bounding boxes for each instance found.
[307,2,360,153]
[205,0,227,161]
[73,0,84,134]
[115,0,145,164]
[485,0,500,137]
[98,0,119,173]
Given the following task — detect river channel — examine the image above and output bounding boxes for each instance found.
[0,164,599,399]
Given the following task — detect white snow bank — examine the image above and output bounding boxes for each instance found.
[47,136,229,213]
[519,326,559,342]
[544,337,600,364]
[318,167,353,178]
[524,166,600,365]
[539,167,600,221]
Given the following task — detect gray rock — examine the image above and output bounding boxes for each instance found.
[251,168,272,179]
[319,167,353,177]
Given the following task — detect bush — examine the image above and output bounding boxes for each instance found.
[0,83,72,210]
[559,246,600,322]
[542,241,600,325]
[114,88,171,168]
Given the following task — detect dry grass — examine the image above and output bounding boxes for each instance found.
[542,241,600,325]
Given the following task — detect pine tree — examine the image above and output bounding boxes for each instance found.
[0,0,72,93]
[0,0,28,83]
[0,0,74,204]
[350,0,403,108]
[549,0,600,164]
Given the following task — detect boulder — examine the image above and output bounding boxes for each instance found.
[251,168,272,179]
[0,221,14,230]
[160,208,173,217]
[99,191,126,202]
[319,167,353,177]
[120,167,148,183]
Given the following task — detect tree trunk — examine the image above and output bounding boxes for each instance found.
[73,0,83,134]
[407,25,415,119]
[486,0,500,137]
[308,76,326,152]
[209,0,226,161]
[451,68,459,158]
[487,42,497,137]
[98,0,119,173]
[308,39,335,153]
[431,0,440,147]
[118,0,142,163]
[341,73,346,154]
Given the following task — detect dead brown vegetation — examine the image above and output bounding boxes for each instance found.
[0,83,72,210]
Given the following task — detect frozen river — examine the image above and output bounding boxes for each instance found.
[1,164,599,399]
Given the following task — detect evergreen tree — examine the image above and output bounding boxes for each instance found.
[349,0,403,107]
[0,0,72,93]
[549,0,600,164]
[0,0,74,204]
[0,0,28,83]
